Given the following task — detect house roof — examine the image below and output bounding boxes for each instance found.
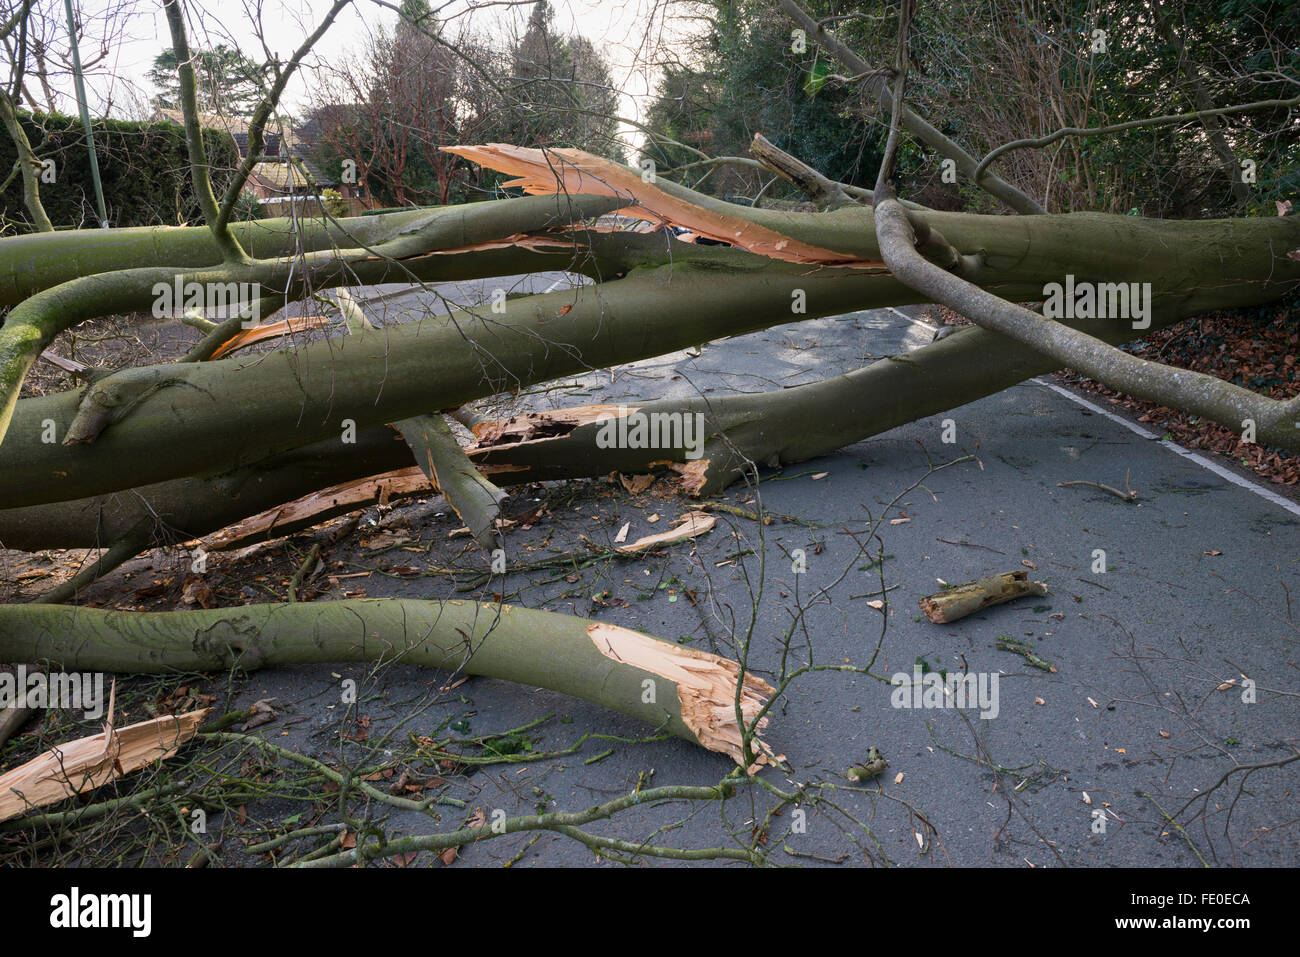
[249,161,309,193]
[154,108,284,158]
[153,106,347,186]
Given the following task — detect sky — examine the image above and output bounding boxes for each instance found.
[25,0,685,146]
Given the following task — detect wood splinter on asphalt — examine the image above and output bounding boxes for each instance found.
[918,569,1048,623]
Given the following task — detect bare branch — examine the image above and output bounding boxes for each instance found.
[973,95,1300,189]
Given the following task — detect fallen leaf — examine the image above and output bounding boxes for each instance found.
[893,772,904,785]
[619,473,655,494]
[240,698,278,731]
[811,472,828,480]
[1158,730,1171,739]
[614,522,630,543]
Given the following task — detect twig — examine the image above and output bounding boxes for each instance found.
[1057,474,1138,502]
[287,544,321,602]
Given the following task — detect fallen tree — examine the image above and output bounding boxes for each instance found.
[2,183,1296,510]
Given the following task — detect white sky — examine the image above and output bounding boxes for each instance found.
[33,0,682,145]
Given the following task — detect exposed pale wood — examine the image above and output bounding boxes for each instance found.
[616,511,716,553]
[587,621,780,772]
[442,143,886,267]
[208,314,332,360]
[0,709,208,822]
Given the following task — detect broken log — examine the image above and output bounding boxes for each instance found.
[0,600,780,771]
[918,570,1048,623]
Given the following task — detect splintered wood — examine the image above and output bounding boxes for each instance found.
[208,315,332,360]
[918,570,1048,623]
[442,143,886,268]
[616,511,716,553]
[587,622,781,772]
[0,709,208,822]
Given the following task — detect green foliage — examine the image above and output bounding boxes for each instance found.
[644,0,1297,216]
[230,190,266,222]
[874,0,1298,216]
[147,44,267,115]
[0,111,241,232]
[320,188,348,218]
[641,0,888,204]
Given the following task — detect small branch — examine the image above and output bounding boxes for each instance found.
[291,783,758,868]
[213,1,352,240]
[392,413,507,550]
[1057,477,1138,502]
[918,570,1048,624]
[0,84,53,231]
[996,635,1056,673]
[161,0,240,260]
[874,0,915,199]
[287,543,321,602]
[750,133,858,210]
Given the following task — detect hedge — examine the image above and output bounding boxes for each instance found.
[0,111,242,232]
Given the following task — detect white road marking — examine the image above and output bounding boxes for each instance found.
[1033,378,1300,518]
[900,314,1300,517]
